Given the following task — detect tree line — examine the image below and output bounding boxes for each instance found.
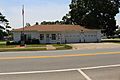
[29,0,120,36]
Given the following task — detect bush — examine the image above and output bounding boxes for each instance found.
[6,41,20,45]
[6,41,11,45]
[6,39,40,45]
[25,39,32,44]
[31,39,40,44]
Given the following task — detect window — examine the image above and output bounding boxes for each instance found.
[52,34,56,40]
[40,34,44,40]
[27,34,31,40]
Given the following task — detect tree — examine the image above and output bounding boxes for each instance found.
[62,14,72,24]
[41,20,65,25]
[25,23,31,27]
[68,0,120,36]
[116,26,120,35]
[0,12,11,40]
[35,22,39,25]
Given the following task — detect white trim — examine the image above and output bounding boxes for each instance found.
[81,64,120,70]
[77,69,92,80]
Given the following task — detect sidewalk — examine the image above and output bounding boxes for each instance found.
[69,43,120,50]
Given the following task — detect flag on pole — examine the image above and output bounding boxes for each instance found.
[22,5,24,15]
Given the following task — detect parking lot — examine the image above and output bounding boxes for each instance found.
[0,64,120,80]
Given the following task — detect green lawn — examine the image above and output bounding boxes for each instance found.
[0,47,47,52]
[26,44,46,47]
[53,44,72,50]
[0,44,46,48]
[0,41,46,48]
[52,44,66,47]
[0,41,6,45]
[101,39,120,44]
[0,42,47,52]
[0,42,72,52]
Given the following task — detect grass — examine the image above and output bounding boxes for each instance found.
[0,47,47,52]
[26,44,46,47]
[102,39,120,43]
[0,41,6,45]
[0,41,47,51]
[0,41,72,52]
[0,41,46,48]
[52,44,66,47]
[101,39,120,44]
[0,44,46,48]
[55,44,72,50]
[0,45,17,48]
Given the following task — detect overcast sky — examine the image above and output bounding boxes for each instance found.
[0,0,120,29]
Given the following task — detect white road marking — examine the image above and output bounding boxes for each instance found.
[81,64,120,70]
[77,69,92,80]
[0,68,78,75]
[0,64,120,76]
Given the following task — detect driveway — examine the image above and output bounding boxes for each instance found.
[68,43,120,50]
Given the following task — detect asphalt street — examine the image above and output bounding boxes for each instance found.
[83,67,120,80]
[0,48,120,80]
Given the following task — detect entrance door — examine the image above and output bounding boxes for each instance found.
[46,34,50,44]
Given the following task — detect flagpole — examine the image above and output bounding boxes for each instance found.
[22,5,25,46]
[21,5,25,46]
[22,5,25,32]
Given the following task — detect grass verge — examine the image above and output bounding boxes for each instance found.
[0,47,47,52]
[102,39,120,44]
[55,45,72,50]
[0,42,72,52]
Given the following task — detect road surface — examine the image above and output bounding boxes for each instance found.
[0,48,120,80]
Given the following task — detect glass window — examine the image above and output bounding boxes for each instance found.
[40,34,44,40]
[27,34,31,40]
[52,34,56,40]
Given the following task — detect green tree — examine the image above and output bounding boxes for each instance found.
[62,14,72,24]
[41,20,64,25]
[41,21,47,25]
[0,12,11,40]
[116,26,120,35]
[68,0,120,36]
[35,22,39,25]
[25,23,31,27]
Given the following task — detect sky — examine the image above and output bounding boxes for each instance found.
[0,0,120,29]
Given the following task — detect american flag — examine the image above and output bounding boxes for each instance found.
[22,5,24,15]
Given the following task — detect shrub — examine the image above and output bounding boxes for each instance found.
[6,41,11,45]
[31,39,40,44]
[25,40,32,44]
[6,41,20,45]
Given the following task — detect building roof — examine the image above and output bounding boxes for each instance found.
[12,25,95,32]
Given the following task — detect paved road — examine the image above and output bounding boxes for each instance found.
[0,48,120,80]
[83,67,120,80]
